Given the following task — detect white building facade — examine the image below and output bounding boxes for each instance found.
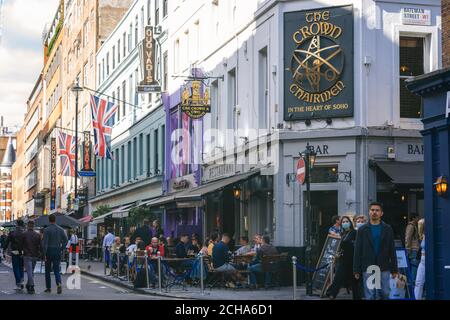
[154,0,441,253]
[90,0,169,233]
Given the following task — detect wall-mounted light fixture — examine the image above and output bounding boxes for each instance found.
[434,176,448,197]
[233,186,242,200]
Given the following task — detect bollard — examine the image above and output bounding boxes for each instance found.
[292,256,297,301]
[145,250,150,289]
[158,253,162,294]
[68,246,73,267]
[126,253,130,282]
[200,253,205,296]
[75,246,79,267]
[116,252,120,278]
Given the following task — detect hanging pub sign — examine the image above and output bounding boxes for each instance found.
[284,5,354,121]
[138,26,161,93]
[50,138,57,210]
[79,131,96,177]
[181,80,211,119]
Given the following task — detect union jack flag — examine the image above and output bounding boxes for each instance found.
[90,94,118,159]
[58,130,76,177]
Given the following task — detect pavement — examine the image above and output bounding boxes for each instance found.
[77,260,352,300]
[0,261,179,300]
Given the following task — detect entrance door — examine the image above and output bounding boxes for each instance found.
[310,191,338,251]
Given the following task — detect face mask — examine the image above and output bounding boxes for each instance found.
[342,222,351,230]
[356,223,365,229]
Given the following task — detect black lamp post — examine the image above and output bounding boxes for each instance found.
[71,78,84,211]
[302,142,317,296]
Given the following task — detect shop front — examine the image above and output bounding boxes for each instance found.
[368,136,424,243]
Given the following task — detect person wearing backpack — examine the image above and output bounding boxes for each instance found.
[3,220,25,290]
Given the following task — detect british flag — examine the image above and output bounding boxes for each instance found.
[58,130,76,177]
[90,94,118,159]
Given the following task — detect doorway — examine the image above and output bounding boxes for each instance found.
[309,191,338,251]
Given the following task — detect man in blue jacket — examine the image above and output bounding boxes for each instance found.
[42,214,68,294]
[353,202,398,300]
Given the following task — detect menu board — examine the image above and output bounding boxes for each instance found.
[312,235,342,297]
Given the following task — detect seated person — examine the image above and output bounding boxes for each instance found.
[146,237,165,258]
[188,236,202,255]
[234,236,251,256]
[200,240,209,256]
[126,237,141,262]
[247,234,262,257]
[175,234,194,269]
[247,235,279,289]
[212,233,246,288]
[207,233,219,256]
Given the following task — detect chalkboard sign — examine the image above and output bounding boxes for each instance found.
[312,235,342,297]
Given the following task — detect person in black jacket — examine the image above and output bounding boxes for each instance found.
[353,202,398,300]
[131,219,153,246]
[326,216,361,300]
[21,221,42,294]
[3,220,25,290]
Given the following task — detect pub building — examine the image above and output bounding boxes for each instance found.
[156,0,440,260]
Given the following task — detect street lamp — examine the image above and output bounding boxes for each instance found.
[434,176,448,197]
[301,142,317,296]
[71,78,84,213]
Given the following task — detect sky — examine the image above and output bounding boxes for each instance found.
[0,0,59,128]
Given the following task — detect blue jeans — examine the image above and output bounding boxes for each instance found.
[104,247,111,267]
[363,271,391,300]
[408,250,418,284]
[248,263,272,287]
[45,248,62,289]
[11,255,24,285]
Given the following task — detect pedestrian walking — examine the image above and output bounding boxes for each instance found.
[353,202,398,300]
[326,216,361,300]
[42,214,68,294]
[68,229,79,266]
[415,218,426,300]
[102,227,115,269]
[20,221,42,294]
[3,220,25,290]
[405,213,420,284]
[0,230,6,264]
[355,215,367,230]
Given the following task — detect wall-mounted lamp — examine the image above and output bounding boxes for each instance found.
[233,186,242,200]
[434,176,448,197]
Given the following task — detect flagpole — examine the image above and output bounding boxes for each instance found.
[83,86,142,110]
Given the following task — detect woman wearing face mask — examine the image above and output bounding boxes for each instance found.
[355,215,367,230]
[326,216,361,300]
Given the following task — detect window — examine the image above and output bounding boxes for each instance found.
[211,80,219,130]
[154,129,159,174]
[106,52,110,76]
[135,16,139,47]
[147,0,152,25]
[97,159,101,191]
[163,0,168,18]
[129,74,134,107]
[258,47,268,129]
[400,36,424,118]
[155,0,160,26]
[146,134,151,175]
[227,69,236,130]
[174,39,180,74]
[123,32,127,57]
[139,133,144,176]
[98,63,101,86]
[141,6,145,36]
[163,51,168,91]
[83,20,89,47]
[121,145,125,184]
[83,62,89,87]
[122,81,127,117]
[115,149,120,186]
[127,142,132,181]
[112,46,116,70]
[105,159,109,189]
[129,24,133,53]
[117,86,121,120]
[161,125,165,174]
[102,58,105,80]
[118,39,121,63]
[133,137,137,179]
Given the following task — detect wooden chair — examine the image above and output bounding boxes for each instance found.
[261,253,288,288]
